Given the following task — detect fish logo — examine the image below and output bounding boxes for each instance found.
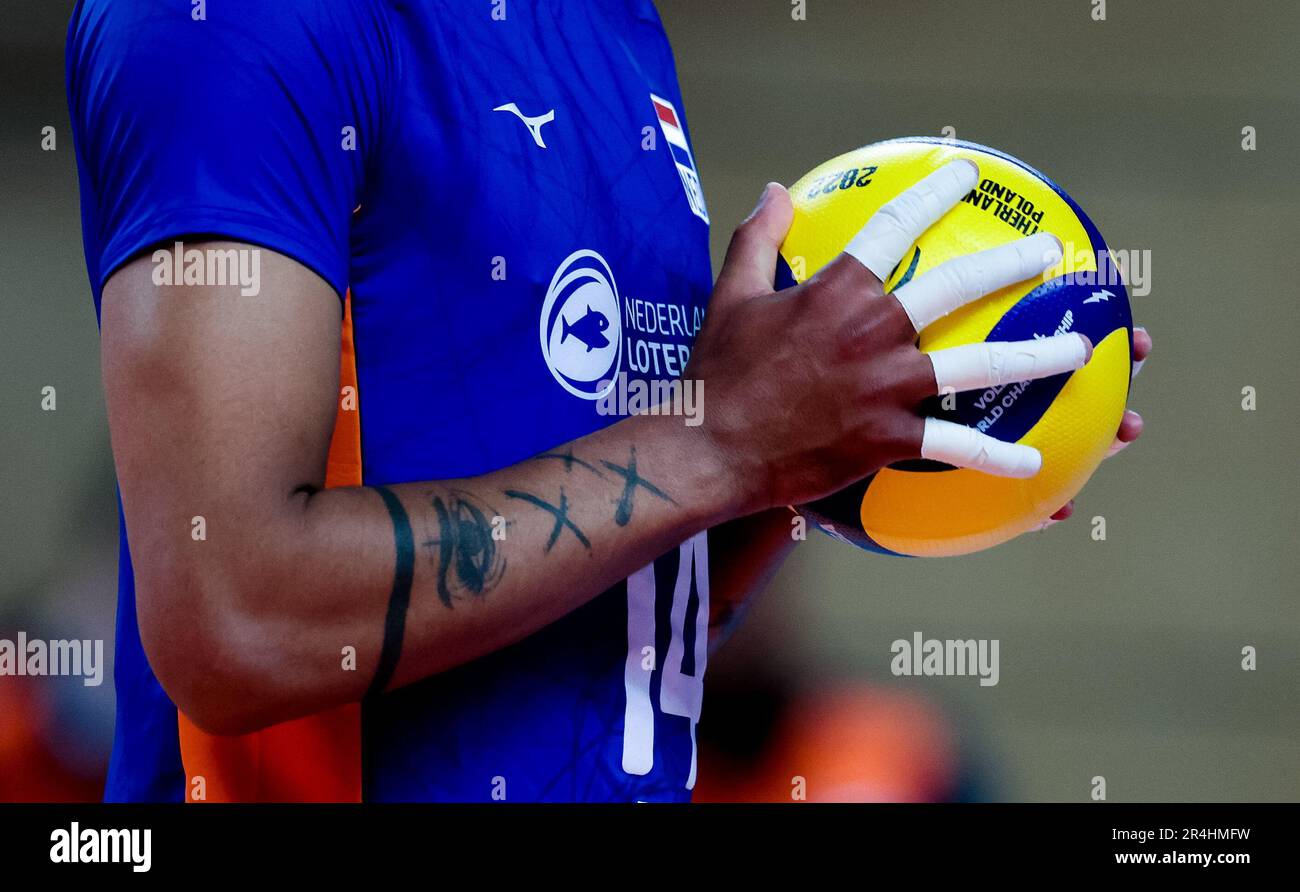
[540,250,623,400]
[561,305,611,352]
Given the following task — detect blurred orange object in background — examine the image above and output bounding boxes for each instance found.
[694,683,960,803]
[0,675,103,802]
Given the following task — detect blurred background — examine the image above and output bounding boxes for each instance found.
[1,0,1296,801]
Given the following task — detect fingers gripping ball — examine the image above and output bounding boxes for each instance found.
[777,138,1132,557]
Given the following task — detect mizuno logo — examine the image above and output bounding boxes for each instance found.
[494,102,556,149]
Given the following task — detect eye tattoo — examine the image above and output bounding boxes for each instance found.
[422,490,507,608]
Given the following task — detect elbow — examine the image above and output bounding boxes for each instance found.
[176,692,269,739]
[174,677,278,739]
[135,562,294,737]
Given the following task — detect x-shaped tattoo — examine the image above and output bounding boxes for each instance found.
[505,488,591,552]
[600,446,676,526]
[536,448,605,478]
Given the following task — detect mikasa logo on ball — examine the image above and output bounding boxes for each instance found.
[540,250,623,400]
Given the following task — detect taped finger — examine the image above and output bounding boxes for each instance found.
[921,417,1042,478]
[893,232,1063,332]
[928,332,1090,394]
[845,160,979,281]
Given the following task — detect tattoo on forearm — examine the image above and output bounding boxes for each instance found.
[368,485,415,697]
[504,487,591,552]
[523,445,677,535]
[600,446,676,526]
[366,442,676,684]
[536,447,605,478]
[422,490,507,609]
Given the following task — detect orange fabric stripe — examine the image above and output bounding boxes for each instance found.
[325,294,363,490]
[178,293,364,802]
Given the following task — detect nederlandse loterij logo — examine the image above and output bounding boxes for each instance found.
[540,250,623,400]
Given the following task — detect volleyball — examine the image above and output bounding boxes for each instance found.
[777,138,1132,557]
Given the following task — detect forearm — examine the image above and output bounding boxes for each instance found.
[705,507,798,650]
[157,411,736,733]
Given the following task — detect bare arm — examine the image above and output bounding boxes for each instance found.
[104,245,735,734]
[105,164,1090,735]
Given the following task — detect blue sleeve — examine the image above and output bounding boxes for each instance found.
[67,0,396,301]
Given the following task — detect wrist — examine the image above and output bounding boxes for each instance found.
[624,409,752,530]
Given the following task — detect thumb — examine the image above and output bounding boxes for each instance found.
[715,182,795,302]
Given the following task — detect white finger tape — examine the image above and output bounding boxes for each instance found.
[892,232,1063,332]
[921,417,1042,479]
[929,332,1089,394]
[845,160,979,281]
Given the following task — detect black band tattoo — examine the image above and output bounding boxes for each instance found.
[600,446,676,526]
[505,487,591,552]
[422,491,506,609]
[368,485,414,697]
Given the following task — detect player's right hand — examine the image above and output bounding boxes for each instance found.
[685,160,1093,515]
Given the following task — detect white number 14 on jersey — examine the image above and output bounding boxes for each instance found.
[621,531,709,788]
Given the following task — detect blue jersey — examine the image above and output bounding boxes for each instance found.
[68,0,714,801]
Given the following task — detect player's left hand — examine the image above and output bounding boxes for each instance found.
[1042,326,1151,526]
